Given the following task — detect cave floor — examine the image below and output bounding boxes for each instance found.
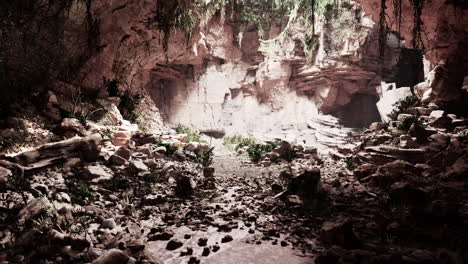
[145,146,317,263]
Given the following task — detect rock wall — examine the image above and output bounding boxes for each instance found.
[357,0,468,104]
[2,0,465,137]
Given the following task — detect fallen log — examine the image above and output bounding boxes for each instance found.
[0,134,102,175]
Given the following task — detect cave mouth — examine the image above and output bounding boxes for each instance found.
[330,94,382,128]
[395,48,425,88]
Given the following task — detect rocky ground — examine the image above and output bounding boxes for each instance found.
[0,98,467,264]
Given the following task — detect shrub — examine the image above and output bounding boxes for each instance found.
[399,115,420,132]
[387,95,420,121]
[174,124,206,143]
[223,135,256,151]
[66,181,95,205]
[246,141,280,163]
[154,137,179,156]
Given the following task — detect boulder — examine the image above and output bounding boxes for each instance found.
[175,175,196,197]
[59,118,88,136]
[288,169,321,201]
[91,249,131,264]
[0,166,11,191]
[96,99,123,126]
[376,87,412,123]
[100,218,117,230]
[115,147,132,160]
[320,216,361,249]
[18,197,52,225]
[166,239,183,251]
[85,165,114,183]
[109,154,126,166]
[129,160,149,175]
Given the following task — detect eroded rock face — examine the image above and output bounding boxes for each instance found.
[358,0,468,105]
[10,0,404,136]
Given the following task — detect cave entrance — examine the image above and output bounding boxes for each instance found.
[331,93,381,128]
[395,48,424,88]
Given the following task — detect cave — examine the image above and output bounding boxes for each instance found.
[0,0,468,263]
[331,93,381,128]
[395,48,425,88]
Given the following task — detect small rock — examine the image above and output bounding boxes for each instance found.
[212,245,220,252]
[114,147,131,160]
[86,165,114,183]
[202,247,210,257]
[286,195,303,206]
[155,146,166,154]
[198,238,208,246]
[221,235,233,243]
[109,154,126,166]
[320,216,361,249]
[180,247,193,256]
[175,175,196,197]
[188,257,200,264]
[18,197,52,225]
[430,110,444,119]
[166,239,183,250]
[130,160,148,173]
[149,231,174,241]
[60,118,87,135]
[100,218,117,230]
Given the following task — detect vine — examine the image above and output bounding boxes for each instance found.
[392,0,402,47]
[410,0,425,50]
[150,0,195,54]
[378,0,388,67]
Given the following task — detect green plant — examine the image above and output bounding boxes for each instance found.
[398,115,420,132]
[345,156,356,171]
[387,95,421,121]
[66,181,95,205]
[174,124,206,143]
[246,141,279,163]
[223,135,256,151]
[199,147,215,167]
[154,137,179,156]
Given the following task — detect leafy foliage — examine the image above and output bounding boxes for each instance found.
[387,95,421,121]
[66,181,95,205]
[187,147,215,167]
[148,0,195,53]
[246,141,280,163]
[154,137,179,157]
[399,115,420,132]
[175,124,206,143]
[223,135,256,151]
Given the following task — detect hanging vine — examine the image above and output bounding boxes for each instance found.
[378,0,388,66]
[392,0,402,47]
[150,0,195,55]
[410,0,425,50]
